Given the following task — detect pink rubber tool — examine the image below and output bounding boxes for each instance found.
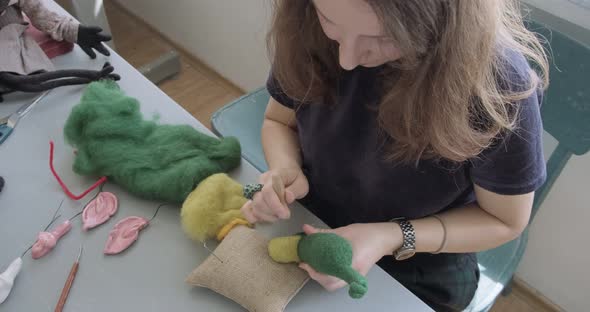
[82,192,118,231]
[31,220,72,259]
[0,206,62,302]
[103,217,149,255]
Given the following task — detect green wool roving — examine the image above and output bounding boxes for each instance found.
[268,232,368,298]
[63,80,241,203]
[298,233,368,298]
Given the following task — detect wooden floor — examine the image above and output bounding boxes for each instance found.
[491,278,563,312]
[104,0,243,129]
[103,2,561,312]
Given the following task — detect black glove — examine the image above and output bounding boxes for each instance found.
[96,62,121,81]
[77,25,112,59]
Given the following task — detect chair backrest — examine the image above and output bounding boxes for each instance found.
[526,21,590,220]
[211,89,270,172]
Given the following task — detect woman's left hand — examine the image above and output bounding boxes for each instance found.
[299,223,403,292]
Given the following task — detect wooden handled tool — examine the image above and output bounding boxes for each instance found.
[54,245,82,312]
[271,174,287,207]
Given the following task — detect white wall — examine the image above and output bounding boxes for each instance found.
[57,0,115,49]
[517,133,590,312]
[116,0,271,91]
[517,2,590,311]
[117,1,589,310]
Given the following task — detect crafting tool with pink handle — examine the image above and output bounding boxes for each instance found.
[31,220,72,259]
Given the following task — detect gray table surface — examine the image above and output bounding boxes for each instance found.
[0,3,432,311]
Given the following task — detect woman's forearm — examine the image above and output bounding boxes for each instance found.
[410,203,526,253]
[377,203,519,257]
[262,118,302,170]
[377,186,534,255]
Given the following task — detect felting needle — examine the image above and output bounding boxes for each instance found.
[270,174,287,207]
[203,241,223,263]
[54,245,83,312]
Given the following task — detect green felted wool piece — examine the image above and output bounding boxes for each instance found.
[63,80,241,203]
[298,233,368,299]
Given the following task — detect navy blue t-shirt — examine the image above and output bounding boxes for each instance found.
[267,50,546,227]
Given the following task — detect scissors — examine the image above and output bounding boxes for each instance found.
[0,90,50,145]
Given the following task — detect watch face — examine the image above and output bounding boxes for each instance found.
[395,248,416,261]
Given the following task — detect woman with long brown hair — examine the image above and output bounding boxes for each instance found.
[241,0,549,310]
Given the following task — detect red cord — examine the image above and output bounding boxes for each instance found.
[49,141,107,200]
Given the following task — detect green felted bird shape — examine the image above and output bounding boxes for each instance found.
[63,80,242,203]
[268,233,368,299]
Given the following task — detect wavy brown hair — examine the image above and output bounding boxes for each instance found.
[267,0,549,163]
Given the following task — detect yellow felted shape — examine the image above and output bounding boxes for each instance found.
[268,235,302,263]
[180,173,249,242]
[216,218,250,241]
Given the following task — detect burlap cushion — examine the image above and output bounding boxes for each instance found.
[186,226,309,312]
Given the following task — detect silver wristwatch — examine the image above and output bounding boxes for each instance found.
[392,219,416,261]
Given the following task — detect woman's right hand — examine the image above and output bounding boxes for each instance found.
[241,167,309,223]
